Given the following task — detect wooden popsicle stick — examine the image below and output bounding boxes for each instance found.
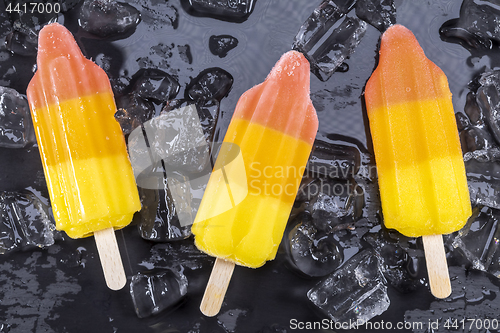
[94,227,127,291]
[422,234,451,299]
[200,258,235,317]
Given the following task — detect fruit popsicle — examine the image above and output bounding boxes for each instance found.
[26,23,141,290]
[192,50,318,315]
[365,24,471,298]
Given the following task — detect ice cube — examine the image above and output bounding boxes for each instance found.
[0,86,34,148]
[476,70,500,146]
[0,190,57,254]
[307,249,390,323]
[209,35,239,58]
[362,230,421,293]
[129,269,188,318]
[78,0,141,38]
[185,68,234,103]
[293,1,367,81]
[163,98,219,143]
[307,177,364,232]
[115,93,155,134]
[440,0,500,50]
[307,137,361,179]
[128,104,212,227]
[131,68,180,104]
[355,0,396,32]
[446,206,500,278]
[466,158,500,209]
[285,212,343,277]
[183,0,257,22]
[138,180,192,242]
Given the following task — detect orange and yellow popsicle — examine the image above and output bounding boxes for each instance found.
[193,50,318,314]
[26,23,140,289]
[365,24,471,298]
[365,24,471,238]
[193,50,318,268]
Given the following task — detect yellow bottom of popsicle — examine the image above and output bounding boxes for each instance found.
[379,156,471,237]
[369,98,471,237]
[192,119,311,268]
[47,154,140,239]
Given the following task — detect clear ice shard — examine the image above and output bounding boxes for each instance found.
[355,0,396,32]
[307,249,390,323]
[130,269,188,318]
[293,1,366,81]
[185,0,256,22]
[209,35,239,58]
[138,176,192,242]
[0,190,57,254]
[0,86,35,148]
[132,69,180,104]
[78,0,141,37]
[285,212,343,277]
[446,207,500,279]
[185,68,234,104]
[128,104,212,228]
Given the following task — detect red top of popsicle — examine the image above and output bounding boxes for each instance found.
[365,24,451,112]
[233,51,318,145]
[27,23,112,110]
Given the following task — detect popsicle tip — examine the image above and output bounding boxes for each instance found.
[37,22,83,64]
[267,50,311,85]
[379,24,420,53]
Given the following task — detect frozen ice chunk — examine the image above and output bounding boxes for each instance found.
[307,249,390,323]
[446,207,500,279]
[0,191,57,254]
[0,86,34,148]
[285,213,343,277]
[132,69,180,104]
[185,68,234,103]
[130,269,188,318]
[293,1,367,81]
[115,94,155,135]
[163,98,220,143]
[307,177,364,232]
[183,0,256,22]
[355,0,396,32]
[307,137,361,179]
[465,158,500,209]
[128,104,212,227]
[476,70,500,146]
[209,35,239,58]
[363,230,421,293]
[138,181,191,242]
[440,0,500,50]
[78,0,141,38]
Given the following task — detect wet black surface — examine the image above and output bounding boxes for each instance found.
[1,0,500,332]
